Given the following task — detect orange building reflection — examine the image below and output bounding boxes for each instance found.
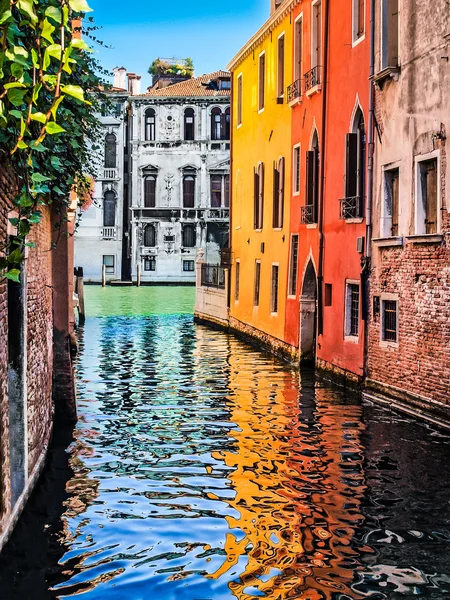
[209,347,368,599]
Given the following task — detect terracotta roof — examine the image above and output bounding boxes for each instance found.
[137,71,231,98]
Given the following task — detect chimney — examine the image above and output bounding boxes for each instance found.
[113,67,127,90]
[127,73,141,96]
[270,0,284,14]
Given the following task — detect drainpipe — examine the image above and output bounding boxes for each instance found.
[363,0,375,376]
[317,0,330,336]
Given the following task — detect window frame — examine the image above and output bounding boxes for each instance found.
[294,14,303,83]
[182,224,196,248]
[414,151,440,235]
[143,223,156,247]
[258,51,266,113]
[102,255,115,274]
[144,175,157,208]
[183,260,195,272]
[104,133,117,169]
[183,173,196,208]
[277,32,286,98]
[271,263,280,315]
[237,73,243,127]
[288,235,299,298]
[293,144,301,196]
[184,107,195,141]
[144,256,156,272]
[103,191,116,227]
[352,0,366,46]
[380,0,399,70]
[380,293,399,347]
[311,0,322,71]
[273,156,285,229]
[254,162,265,230]
[381,164,400,237]
[145,108,156,141]
[344,280,360,342]
[254,260,261,307]
[235,259,240,302]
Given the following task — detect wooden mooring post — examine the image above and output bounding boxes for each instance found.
[137,264,141,287]
[74,267,85,325]
[102,264,106,288]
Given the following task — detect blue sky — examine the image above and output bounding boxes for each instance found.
[88,0,269,90]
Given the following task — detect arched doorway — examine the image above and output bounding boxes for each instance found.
[299,260,317,364]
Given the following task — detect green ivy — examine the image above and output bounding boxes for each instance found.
[0,0,106,282]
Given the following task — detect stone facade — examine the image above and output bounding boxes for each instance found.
[75,71,231,284]
[367,0,450,419]
[0,160,76,551]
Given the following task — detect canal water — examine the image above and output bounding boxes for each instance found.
[1,286,450,600]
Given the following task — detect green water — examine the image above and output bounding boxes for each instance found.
[84,285,196,318]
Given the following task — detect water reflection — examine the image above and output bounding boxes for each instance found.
[0,287,449,600]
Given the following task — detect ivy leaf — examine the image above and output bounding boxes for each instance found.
[16,192,33,207]
[4,82,27,89]
[25,241,36,248]
[46,121,66,135]
[68,0,93,13]
[0,9,12,25]
[60,84,85,103]
[40,18,55,43]
[17,0,37,23]
[0,257,8,270]
[5,46,29,67]
[45,6,61,24]
[70,38,92,52]
[7,87,27,107]
[9,110,22,119]
[31,172,52,183]
[30,111,47,124]
[8,217,19,227]
[8,249,23,264]
[18,220,31,236]
[50,95,64,119]
[5,269,21,283]
[11,63,24,79]
[29,211,42,224]
[51,156,62,169]
[31,141,47,152]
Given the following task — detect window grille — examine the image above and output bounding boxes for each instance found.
[254,261,261,306]
[289,236,299,296]
[271,265,279,314]
[382,300,398,342]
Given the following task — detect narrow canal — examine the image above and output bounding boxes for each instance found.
[1,287,450,600]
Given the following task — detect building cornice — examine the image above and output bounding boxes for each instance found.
[226,0,300,71]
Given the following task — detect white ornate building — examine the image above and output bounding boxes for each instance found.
[75,68,231,284]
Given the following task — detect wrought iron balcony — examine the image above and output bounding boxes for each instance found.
[300,205,317,225]
[304,66,321,92]
[339,196,363,220]
[287,79,302,103]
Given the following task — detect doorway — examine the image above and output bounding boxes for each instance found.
[299,260,317,364]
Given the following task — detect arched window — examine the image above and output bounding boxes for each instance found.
[145,108,156,141]
[103,191,116,227]
[254,162,265,230]
[184,108,195,141]
[144,176,156,207]
[273,156,285,228]
[343,108,366,218]
[304,130,319,223]
[225,107,230,140]
[183,175,195,207]
[104,134,116,168]
[210,175,222,207]
[211,107,222,141]
[144,224,156,247]
[182,224,196,248]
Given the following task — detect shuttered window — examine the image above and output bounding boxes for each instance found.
[183,175,195,208]
[258,53,265,111]
[103,191,116,227]
[345,133,358,198]
[104,134,116,168]
[182,224,196,248]
[254,163,264,229]
[144,176,156,208]
[184,108,195,141]
[271,265,279,314]
[144,224,156,247]
[273,157,285,228]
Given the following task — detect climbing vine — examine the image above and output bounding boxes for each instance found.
[0,0,105,281]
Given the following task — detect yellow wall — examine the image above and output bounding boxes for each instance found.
[229,12,293,343]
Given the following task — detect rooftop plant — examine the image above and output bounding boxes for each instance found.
[148,57,194,79]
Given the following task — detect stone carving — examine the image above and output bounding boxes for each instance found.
[164,174,175,206]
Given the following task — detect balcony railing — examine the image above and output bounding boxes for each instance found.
[304,66,321,92]
[102,227,117,240]
[339,196,363,220]
[201,264,226,289]
[300,205,317,225]
[287,79,302,103]
[103,168,118,180]
[205,208,229,220]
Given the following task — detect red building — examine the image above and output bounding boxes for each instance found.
[317,0,370,380]
[284,0,325,361]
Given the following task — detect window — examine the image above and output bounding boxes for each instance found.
[103,255,115,274]
[224,175,230,207]
[288,235,299,297]
[183,175,196,208]
[345,282,360,338]
[271,265,279,314]
[145,108,156,141]
[383,168,399,237]
[305,132,319,222]
[184,108,195,141]
[182,224,196,248]
[325,283,332,306]
[219,79,231,90]
[103,191,116,227]
[144,224,156,247]
[211,107,222,141]
[312,1,322,70]
[294,16,303,82]
[144,176,156,208]
[224,107,231,140]
[353,0,365,41]
[277,34,285,97]
[344,110,365,216]
[183,260,195,272]
[293,145,301,194]
[258,53,265,112]
[254,162,265,229]
[381,0,399,69]
[254,261,261,306]
[416,157,438,235]
[144,257,156,271]
[211,175,222,207]
[104,134,116,168]
[235,261,240,301]
[382,298,398,343]
[273,156,285,228]
[237,74,243,126]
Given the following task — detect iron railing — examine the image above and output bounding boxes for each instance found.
[304,66,321,92]
[339,196,363,220]
[287,79,302,103]
[201,264,226,289]
[300,205,317,225]
[205,208,229,220]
